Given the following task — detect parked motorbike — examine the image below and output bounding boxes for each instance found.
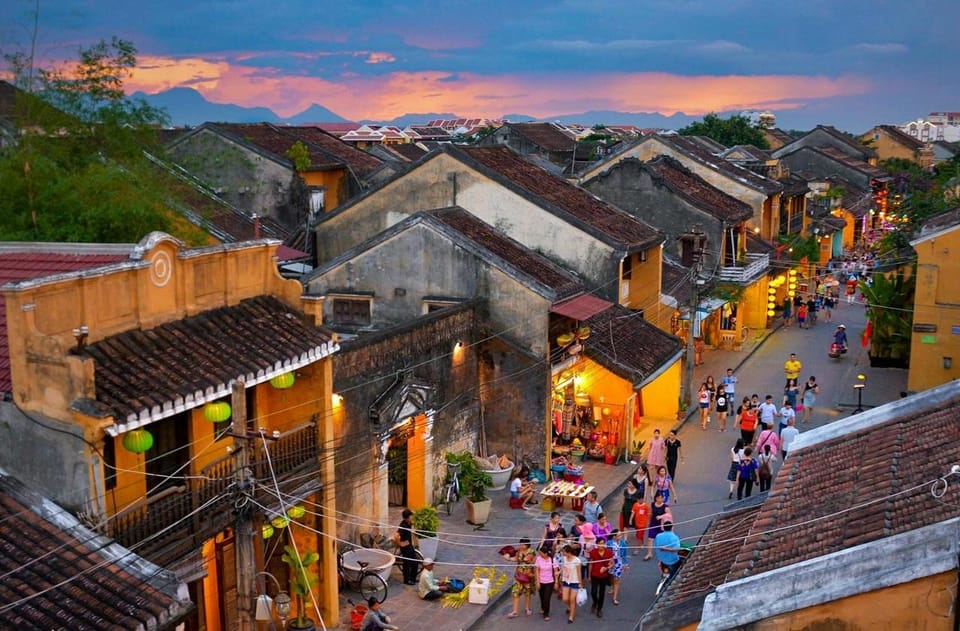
[828,342,848,359]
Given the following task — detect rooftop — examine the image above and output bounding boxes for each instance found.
[505,122,577,152]
[208,122,346,171]
[583,304,682,386]
[646,156,754,223]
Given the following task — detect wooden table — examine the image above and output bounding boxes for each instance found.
[540,481,594,511]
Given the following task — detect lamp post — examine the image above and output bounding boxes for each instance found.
[852,374,866,414]
[255,571,292,629]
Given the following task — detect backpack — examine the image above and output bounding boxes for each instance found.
[758,458,772,480]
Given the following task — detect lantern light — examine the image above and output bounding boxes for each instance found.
[122,428,154,454]
[788,290,796,297]
[287,505,306,520]
[576,326,591,341]
[777,275,786,283]
[262,523,275,539]
[204,401,232,423]
[270,372,295,390]
[767,310,776,317]
[789,269,797,276]
[767,288,777,295]
[271,516,290,529]
[557,333,575,347]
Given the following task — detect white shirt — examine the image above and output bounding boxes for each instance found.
[510,477,522,494]
[781,426,800,453]
[758,402,778,423]
[779,407,797,425]
[560,555,582,584]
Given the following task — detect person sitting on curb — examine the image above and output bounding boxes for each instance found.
[510,469,537,510]
[418,558,451,600]
[361,596,399,630]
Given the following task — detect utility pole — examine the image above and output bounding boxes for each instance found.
[231,378,257,631]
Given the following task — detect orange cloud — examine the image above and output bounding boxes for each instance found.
[127,56,872,120]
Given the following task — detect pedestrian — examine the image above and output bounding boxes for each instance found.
[784,353,802,382]
[758,394,778,429]
[782,296,792,327]
[736,396,759,445]
[665,430,683,480]
[395,508,419,585]
[694,336,705,366]
[780,417,800,458]
[806,295,818,327]
[796,302,807,329]
[783,378,800,408]
[582,491,603,524]
[698,382,711,430]
[653,465,677,505]
[595,513,613,543]
[736,447,759,500]
[777,401,797,435]
[418,558,451,600]
[361,596,399,630]
[510,470,536,510]
[727,438,744,499]
[846,276,857,304]
[801,376,819,423]
[631,463,652,496]
[756,423,780,460]
[608,530,627,606]
[705,375,717,409]
[645,429,666,469]
[588,536,614,618]
[823,294,834,321]
[721,367,738,401]
[560,544,582,624]
[644,492,671,560]
[533,544,559,621]
[630,494,650,555]
[542,511,566,552]
[715,385,730,432]
[505,538,536,618]
[756,443,777,493]
[619,479,641,532]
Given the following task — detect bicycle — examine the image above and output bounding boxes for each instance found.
[337,547,389,603]
[392,543,424,580]
[441,461,461,516]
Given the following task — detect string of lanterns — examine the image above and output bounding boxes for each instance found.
[766,269,799,317]
[262,504,308,539]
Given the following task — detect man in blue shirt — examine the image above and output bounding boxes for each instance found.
[653,522,682,580]
[721,368,737,400]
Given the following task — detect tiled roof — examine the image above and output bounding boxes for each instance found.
[0,250,131,394]
[454,146,662,251]
[646,156,754,223]
[876,124,926,151]
[82,295,335,428]
[315,122,361,136]
[814,124,877,158]
[719,144,771,162]
[918,206,960,236]
[0,471,191,628]
[766,128,795,145]
[429,208,582,300]
[661,259,694,305]
[508,122,576,152]
[817,146,888,178]
[282,125,385,177]
[666,136,783,195]
[582,304,682,385]
[683,135,727,153]
[387,143,430,162]
[210,123,345,171]
[407,126,450,139]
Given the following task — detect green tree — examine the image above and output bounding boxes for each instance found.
[860,269,915,362]
[679,113,770,149]
[1,37,204,243]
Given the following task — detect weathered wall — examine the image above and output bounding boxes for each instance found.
[779,148,872,190]
[909,229,960,391]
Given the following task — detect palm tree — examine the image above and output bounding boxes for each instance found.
[859,268,915,364]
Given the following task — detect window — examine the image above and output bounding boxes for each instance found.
[103,436,117,490]
[333,298,371,325]
[621,255,632,280]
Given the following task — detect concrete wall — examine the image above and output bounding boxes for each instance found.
[909,228,960,391]
[779,148,872,190]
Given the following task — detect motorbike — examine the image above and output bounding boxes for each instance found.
[655,544,692,596]
[828,342,848,359]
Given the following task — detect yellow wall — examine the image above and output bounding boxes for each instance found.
[862,129,919,164]
[640,357,681,418]
[301,169,347,210]
[622,247,662,313]
[910,228,960,391]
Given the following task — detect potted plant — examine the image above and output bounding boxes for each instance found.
[463,466,493,525]
[631,439,645,463]
[281,545,319,630]
[411,505,440,560]
[603,444,617,465]
[677,399,690,421]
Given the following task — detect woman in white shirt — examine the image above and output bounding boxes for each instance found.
[727,438,744,499]
[560,544,582,624]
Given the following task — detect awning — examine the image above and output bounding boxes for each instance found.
[551,294,613,321]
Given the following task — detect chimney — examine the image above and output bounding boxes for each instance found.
[252,213,261,239]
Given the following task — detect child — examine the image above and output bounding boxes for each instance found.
[608,529,627,605]
[630,497,650,555]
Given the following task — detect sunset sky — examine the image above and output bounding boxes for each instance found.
[3,0,957,131]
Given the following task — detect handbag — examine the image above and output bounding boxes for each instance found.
[514,570,531,584]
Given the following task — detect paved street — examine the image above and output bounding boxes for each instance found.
[472,295,908,630]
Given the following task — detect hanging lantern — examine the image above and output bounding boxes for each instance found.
[767,309,776,317]
[789,269,798,276]
[122,428,154,454]
[776,275,786,284]
[271,515,290,529]
[767,288,777,295]
[270,372,295,390]
[789,282,797,290]
[576,326,591,341]
[262,523,275,539]
[601,407,611,417]
[557,333,575,347]
[287,505,306,520]
[788,290,796,298]
[204,401,232,423]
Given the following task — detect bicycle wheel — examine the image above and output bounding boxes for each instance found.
[360,572,388,603]
[412,547,424,578]
[444,484,454,515]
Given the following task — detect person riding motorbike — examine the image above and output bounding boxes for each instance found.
[833,324,848,351]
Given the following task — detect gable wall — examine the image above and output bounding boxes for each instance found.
[779,148,872,190]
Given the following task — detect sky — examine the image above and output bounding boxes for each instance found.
[2,0,957,131]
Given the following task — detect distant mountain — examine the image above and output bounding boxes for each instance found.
[520,110,701,129]
[286,104,349,125]
[136,88,349,126]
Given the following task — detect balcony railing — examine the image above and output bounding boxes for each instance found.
[717,252,770,285]
[101,421,320,566]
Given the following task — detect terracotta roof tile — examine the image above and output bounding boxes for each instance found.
[211,123,345,171]
[0,251,130,394]
[455,146,661,251]
[582,304,682,384]
[666,136,783,195]
[282,125,385,177]
[817,146,889,178]
[429,208,582,299]
[876,125,926,151]
[83,295,333,424]
[507,122,577,152]
[646,156,754,222]
[0,472,190,628]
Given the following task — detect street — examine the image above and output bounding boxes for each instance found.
[472,296,908,630]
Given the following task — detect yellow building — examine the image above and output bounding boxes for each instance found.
[861,124,934,169]
[909,208,960,391]
[0,233,340,629]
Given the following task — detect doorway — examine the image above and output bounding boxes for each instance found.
[386,439,408,507]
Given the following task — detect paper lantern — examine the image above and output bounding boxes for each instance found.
[287,505,306,519]
[602,407,611,417]
[262,523,275,539]
[789,282,797,290]
[204,401,232,423]
[122,428,154,454]
[767,288,777,295]
[557,333,575,347]
[788,290,796,297]
[270,372,295,389]
[777,275,786,284]
[789,269,798,276]
[271,516,290,529]
[576,326,591,340]
[767,310,776,317]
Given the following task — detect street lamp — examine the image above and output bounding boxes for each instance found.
[255,571,292,628]
[852,374,866,414]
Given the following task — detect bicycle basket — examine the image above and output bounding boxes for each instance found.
[446,462,462,475]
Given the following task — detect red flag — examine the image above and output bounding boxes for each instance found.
[800,256,809,265]
[861,321,873,348]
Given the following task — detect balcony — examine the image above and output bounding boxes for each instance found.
[101,421,320,567]
[718,253,770,285]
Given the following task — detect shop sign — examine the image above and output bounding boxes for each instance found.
[913,323,937,333]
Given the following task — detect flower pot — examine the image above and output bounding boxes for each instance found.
[466,498,491,525]
[418,535,439,561]
[482,467,513,490]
